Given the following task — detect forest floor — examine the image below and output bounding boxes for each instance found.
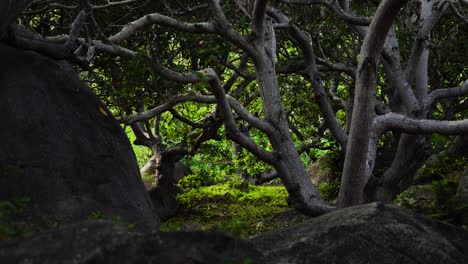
[159,178,468,236]
[159,181,312,238]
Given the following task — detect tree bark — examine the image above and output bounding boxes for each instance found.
[148,155,182,221]
[338,0,407,207]
[371,135,430,202]
[251,17,330,215]
[365,0,448,202]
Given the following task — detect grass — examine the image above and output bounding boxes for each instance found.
[160,181,293,237]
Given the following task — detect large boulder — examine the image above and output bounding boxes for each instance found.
[0,221,263,264]
[1,204,467,263]
[251,203,468,264]
[0,43,157,230]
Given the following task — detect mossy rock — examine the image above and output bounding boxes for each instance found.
[395,185,436,215]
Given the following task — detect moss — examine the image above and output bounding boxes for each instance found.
[141,172,156,189]
[317,179,340,202]
[160,181,290,237]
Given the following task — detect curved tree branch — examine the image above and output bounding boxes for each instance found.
[422,80,468,111]
[207,0,254,54]
[200,68,277,164]
[376,112,468,135]
[109,14,217,44]
[268,7,348,149]
[279,0,371,26]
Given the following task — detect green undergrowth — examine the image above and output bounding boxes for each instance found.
[395,174,468,228]
[160,181,291,237]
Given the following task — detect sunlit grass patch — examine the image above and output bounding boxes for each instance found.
[160,181,290,237]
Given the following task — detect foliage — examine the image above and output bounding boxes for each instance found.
[418,154,467,182]
[161,181,290,236]
[318,149,344,176]
[317,179,340,202]
[178,173,223,190]
[400,154,468,224]
[430,177,468,226]
[395,169,468,227]
[431,177,458,207]
[394,185,436,214]
[87,210,105,220]
[19,0,468,219]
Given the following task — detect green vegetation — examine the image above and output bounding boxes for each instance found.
[395,156,468,227]
[161,177,343,237]
[317,179,340,202]
[161,181,290,237]
[10,0,468,238]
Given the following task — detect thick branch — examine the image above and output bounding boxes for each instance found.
[109,14,216,44]
[147,56,202,84]
[253,170,279,185]
[404,4,447,83]
[64,6,91,51]
[280,0,371,26]
[93,0,139,10]
[268,7,348,149]
[121,92,273,135]
[120,94,214,123]
[252,0,268,38]
[339,0,408,207]
[422,80,468,110]
[202,69,277,164]
[376,112,468,135]
[207,0,254,54]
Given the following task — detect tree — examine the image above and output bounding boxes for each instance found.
[4,0,468,214]
[337,0,468,206]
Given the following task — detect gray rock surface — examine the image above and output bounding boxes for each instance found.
[251,203,468,264]
[0,43,158,229]
[0,221,263,264]
[1,204,467,263]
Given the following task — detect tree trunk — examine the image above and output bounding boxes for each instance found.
[338,0,407,207]
[370,135,430,202]
[148,154,183,220]
[140,156,158,177]
[142,142,191,220]
[252,18,330,215]
[366,0,436,202]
